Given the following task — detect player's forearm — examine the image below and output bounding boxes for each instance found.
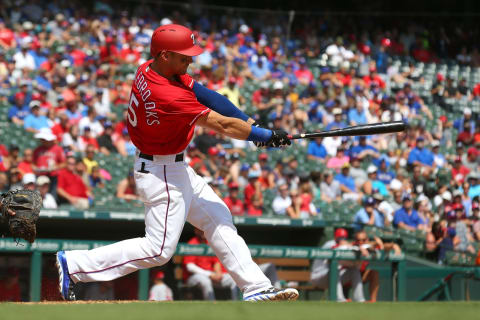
[197,110,271,142]
[193,82,250,121]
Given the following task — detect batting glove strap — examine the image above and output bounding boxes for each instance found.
[251,121,272,148]
[267,130,291,148]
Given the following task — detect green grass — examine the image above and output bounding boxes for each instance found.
[0,301,479,320]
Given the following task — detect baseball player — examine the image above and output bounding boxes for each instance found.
[310,228,366,302]
[56,24,297,302]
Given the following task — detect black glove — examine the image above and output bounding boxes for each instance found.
[266,129,291,148]
[252,121,267,148]
[1,190,42,243]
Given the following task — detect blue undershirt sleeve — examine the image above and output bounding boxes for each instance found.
[192,81,249,121]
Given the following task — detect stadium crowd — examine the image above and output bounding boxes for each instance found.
[1,0,480,300]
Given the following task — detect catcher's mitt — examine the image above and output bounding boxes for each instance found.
[0,190,42,243]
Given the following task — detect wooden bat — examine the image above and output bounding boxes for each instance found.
[287,121,406,140]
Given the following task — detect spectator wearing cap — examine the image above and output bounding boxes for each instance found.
[294,58,313,85]
[22,172,36,191]
[453,107,475,134]
[249,55,270,80]
[325,108,347,131]
[466,173,480,199]
[375,157,395,185]
[335,163,360,201]
[326,145,349,172]
[33,129,66,178]
[57,155,91,209]
[78,107,103,138]
[13,41,35,70]
[456,121,474,146]
[307,137,327,162]
[23,100,49,133]
[237,164,250,189]
[407,137,434,169]
[148,270,173,301]
[393,195,426,231]
[223,182,245,216]
[244,168,263,210]
[363,165,389,197]
[8,91,30,126]
[464,147,479,172]
[349,136,380,161]
[431,140,447,168]
[79,126,100,152]
[115,128,136,156]
[451,156,470,185]
[353,196,385,231]
[36,175,57,209]
[97,121,117,155]
[310,228,366,303]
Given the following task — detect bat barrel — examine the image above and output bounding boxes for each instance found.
[289,121,406,140]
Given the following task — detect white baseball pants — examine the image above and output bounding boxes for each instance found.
[65,154,271,296]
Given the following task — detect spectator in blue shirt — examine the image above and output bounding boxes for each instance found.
[453,108,475,134]
[407,136,434,167]
[353,196,385,231]
[8,93,30,126]
[23,100,50,133]
[348,102,367,126]
[393,195,426,231]
[325,108,347,130]
[307,137,327,162]
[349,136,380,160]
[431,140,447,168]
[365,165,389,196]
[249,56,270,80]
[335,164,359,201]
[375,158,395,185]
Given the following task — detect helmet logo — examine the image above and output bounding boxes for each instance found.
[191,33,195,45]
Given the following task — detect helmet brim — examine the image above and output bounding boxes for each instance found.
[171,45,203,57]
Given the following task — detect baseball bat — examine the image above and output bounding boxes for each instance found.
[287,121,406,140]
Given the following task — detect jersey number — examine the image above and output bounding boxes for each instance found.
[127,93,139,127]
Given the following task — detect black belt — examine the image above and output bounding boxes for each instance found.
[139,152,184,162]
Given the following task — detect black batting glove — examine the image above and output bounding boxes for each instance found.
[252,121,267,148]
[267,129,291,148]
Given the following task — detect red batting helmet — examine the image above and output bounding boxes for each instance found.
[334,228,348,240]
[150,24,203,58]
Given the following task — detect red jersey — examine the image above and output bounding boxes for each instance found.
[224,196,245,216]
[182,236,215,281]
[33,144,66,176]
[127,60,210,155]
[57,168,89,198]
